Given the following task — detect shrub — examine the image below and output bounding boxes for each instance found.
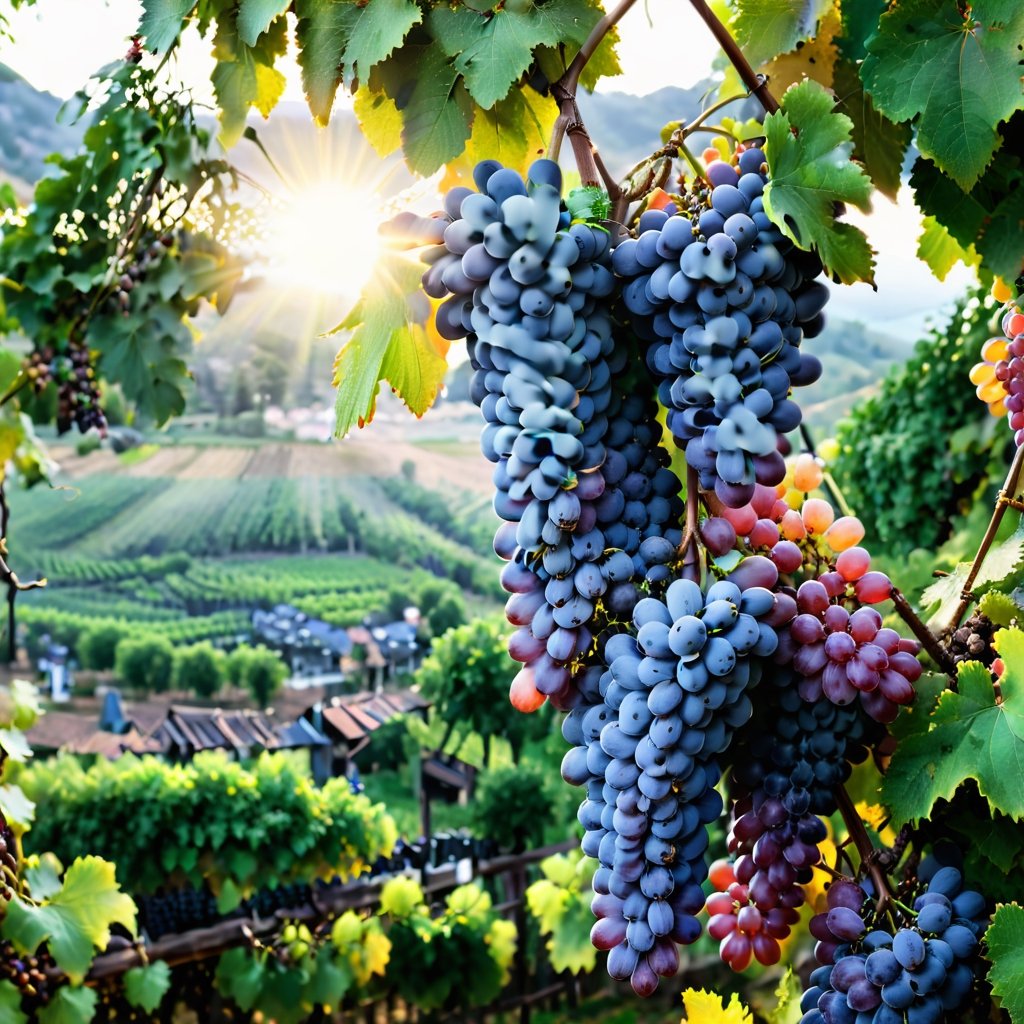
[78,623,130,671]
[472,763,554,852]
[114,635,174,693]
[172,641,226,698]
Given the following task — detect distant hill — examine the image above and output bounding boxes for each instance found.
[0,62,82,194]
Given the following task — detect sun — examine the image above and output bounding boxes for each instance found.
[263,179,383,297]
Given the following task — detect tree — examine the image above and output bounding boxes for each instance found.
[415,619,549,764]
[228,644,288,708]
[414,579,467,637]
[172,642,226,699]
[115,636,174,694]
[472,763,554,853]
[78,624,130,671]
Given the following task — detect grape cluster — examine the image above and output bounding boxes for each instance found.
[137,885,224,939]
[560,573,779,993]
[803,863,988,1024]
[708,667,883,970]
[0,939,52,1011]
[970,307,1024,445]
[782,594,922,723]
[945,612,999,669]
[414,159,683,708]
[22,340,106,435]
[611,148,827,507]
[0,816,16,902]
[705,857,800,969]
[110,234,174,316]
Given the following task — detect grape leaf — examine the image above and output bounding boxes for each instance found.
[917,215,980,282]
[980,591,1022,628]
[861,0,1024,190]
[730,0,833,66]
[882,635,1024,825]
[397,47,474,175]
[138,0,195,53]
[985,904,1024,1023]
[832,58,910,201]
[909,145,1024,284]
[525,879,568,935]
[837,0,884,58]
[237,0,289,46]
[762,80,875,285]
[546,895,597,974]
[1,856,137,983]
[920,517,1024,629]
[353,88,403,157]
[0,980,27,1024]
[759,6,841,96]
[378,873,425,918]
[0,783,34,833]
[430,6,564,110]
[307,952,352,1008]
[38,986,97,1024]
[211,17,288,146]
[124,962,171,1013]
[215,948,266,1011]
[295,0,357,124]
[344,0,422,81]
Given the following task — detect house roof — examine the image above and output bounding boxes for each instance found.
[313,688,430,745]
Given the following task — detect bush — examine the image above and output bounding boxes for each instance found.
[472,763,554,852]
[115,635,174,693]
[20,751,397,893]
[172,641,225,698]
[78,623,130,671]
[228,643,288,707]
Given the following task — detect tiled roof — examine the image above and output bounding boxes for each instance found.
[314,688,430,745]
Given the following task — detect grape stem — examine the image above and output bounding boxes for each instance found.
[680,466,702,581]
[950,442,1024,631]
[890,587,957,678]
[686,0,780,115]
[0,485,46,665]
[548,0,639,185]
[835,782,893,917]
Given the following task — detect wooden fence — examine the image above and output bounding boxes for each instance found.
[88,839,600,1022]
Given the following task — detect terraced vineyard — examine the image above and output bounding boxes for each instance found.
[12,441,500,655]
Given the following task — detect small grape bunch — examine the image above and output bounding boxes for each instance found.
[0,817,17,902]
[705,857,800,970]
[55,343,106,435]
[970,306,1024,445]
[945,612,999,669]
[23,346,55,395]
[802,864,988,1024]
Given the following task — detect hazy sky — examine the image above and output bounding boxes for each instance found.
[2,1,975,326]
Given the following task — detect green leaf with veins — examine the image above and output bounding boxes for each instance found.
[762,80,875,285]
[333,253,448,434]
[344,0,421,81]
[125,962,172,1013]
[861,0,1024,190]
[237,0,289,46]
[1,857,136,984]
[730,0,833,66]
[396,46,475,175]
[985,904,1024,1023]
[38,986,97,1024]
[837,0,885,58]
[832,58,910,201]
[295,0,357,124]
[430,6,565,110]
[138,0,195,53]
[882,633,1024,825]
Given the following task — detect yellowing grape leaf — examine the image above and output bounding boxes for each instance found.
[760,6,841,96]
[546,894,597,975]
[354,88,403,158]
[2,857,137,984]
[526,878,569,935]
[359,925,392,982]
[861,0,1024,190]
[332,253,449,436]
[486,917,518,979]
[763,80,875,285]
[682,988,753,1024]
[124,962,172,1014]
[917,215,980,282]
[379,875,424,918]
[883,633,1024,825]
[980,591,1022,628]
[731,0,833,66]
[985,903,1024,1023]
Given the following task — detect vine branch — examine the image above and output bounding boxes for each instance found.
[950,443,1024,630]
[890,587,956,678]
[687,0,780,115]
[834,783,892,916]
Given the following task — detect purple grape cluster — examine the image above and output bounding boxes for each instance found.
[611,148,827,507]
[803,863,988,1024]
